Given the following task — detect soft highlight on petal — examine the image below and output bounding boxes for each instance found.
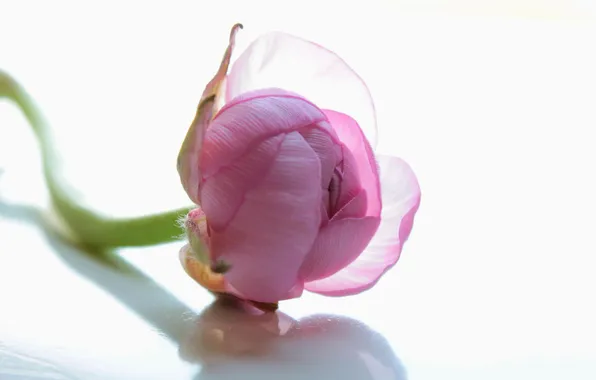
[200,134,285,231]
[226,32,378,146]
[208,132,323,303]
[305,155,421,296]
[202,88,328,177]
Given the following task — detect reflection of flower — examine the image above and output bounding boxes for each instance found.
[179,299,407,380]
[178,296,292,362]
[178,24,421,304]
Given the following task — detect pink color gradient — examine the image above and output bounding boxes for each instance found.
[178,29,421,303]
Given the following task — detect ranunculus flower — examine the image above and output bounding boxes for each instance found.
[177,24,421,306]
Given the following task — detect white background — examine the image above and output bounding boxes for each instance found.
[1,1,595,379]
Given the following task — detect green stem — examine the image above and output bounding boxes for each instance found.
[0,70,192,248]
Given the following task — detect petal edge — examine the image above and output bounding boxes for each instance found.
[305,155,421,296]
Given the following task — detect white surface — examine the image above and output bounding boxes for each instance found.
[1,1,596,379]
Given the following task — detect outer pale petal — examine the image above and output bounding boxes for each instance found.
[208,132,323,303]
[177,24,242,204]
[323,110,381,218]
[305,155,421,296]
[226,32,378,146]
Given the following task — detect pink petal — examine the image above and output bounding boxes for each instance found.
[200,134,286,231]
[208,132,323,303]
[305,155,421,296]
[331,188,368,220]
[323,110,381,218]
[199,89,338,230]
[227,32,378,146]
[299,127,342,190]
[299,216,380,282]
[201,88,329,178]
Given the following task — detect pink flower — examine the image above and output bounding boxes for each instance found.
[177,25,421,304]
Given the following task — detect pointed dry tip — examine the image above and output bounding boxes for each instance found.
[230,23,243,43]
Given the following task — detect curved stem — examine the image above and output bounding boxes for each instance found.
[0,70,192,248]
